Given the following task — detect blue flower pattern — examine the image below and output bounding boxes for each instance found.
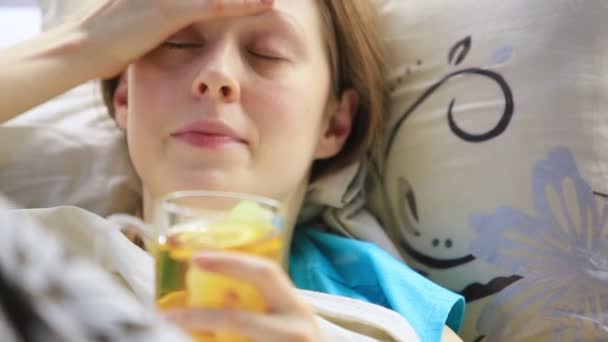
[470,146,608,341]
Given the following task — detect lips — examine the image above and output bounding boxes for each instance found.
[170,121,246,149]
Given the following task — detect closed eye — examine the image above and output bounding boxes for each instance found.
[248,50,284,62]
[163,41,203,49]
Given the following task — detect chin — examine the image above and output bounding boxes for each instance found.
[163,169,244,194]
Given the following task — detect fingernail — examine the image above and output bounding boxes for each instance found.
[192,254,216,270]
[164,310,182,321]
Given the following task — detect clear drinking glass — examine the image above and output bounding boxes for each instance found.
[154,191,285,342]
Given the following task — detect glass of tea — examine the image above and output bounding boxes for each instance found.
[154,191,285,342]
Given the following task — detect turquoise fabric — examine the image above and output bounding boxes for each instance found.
[289,228,465,342]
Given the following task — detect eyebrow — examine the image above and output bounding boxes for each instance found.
[251,9,308,43]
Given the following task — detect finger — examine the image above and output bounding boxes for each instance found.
[191,0,274,20]
[192,252,304,312]
[166,308,316,342]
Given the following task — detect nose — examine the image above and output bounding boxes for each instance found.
[191,45,240,103]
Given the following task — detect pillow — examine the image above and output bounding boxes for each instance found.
[0,122,141,216]
[1,81,141,217]
[368,0,608,341]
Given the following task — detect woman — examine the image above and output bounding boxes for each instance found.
[0,0,463,340]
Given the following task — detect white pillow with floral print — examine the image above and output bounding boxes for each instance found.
[368,0,608,341]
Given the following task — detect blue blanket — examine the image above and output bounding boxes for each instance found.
[290,228,465,342]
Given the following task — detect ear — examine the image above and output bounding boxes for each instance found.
[113,73,129,129]
[314,89,359,160]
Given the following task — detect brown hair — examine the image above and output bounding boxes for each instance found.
[101,0,387,180]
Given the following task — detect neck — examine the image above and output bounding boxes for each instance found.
[142,183,309,271]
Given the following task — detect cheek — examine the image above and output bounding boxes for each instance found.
[127,63,192,138]
[125,65,177,174]
[243,77,326,142]
[130,64,185,116]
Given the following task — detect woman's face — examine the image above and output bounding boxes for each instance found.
[116,0,355,205]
